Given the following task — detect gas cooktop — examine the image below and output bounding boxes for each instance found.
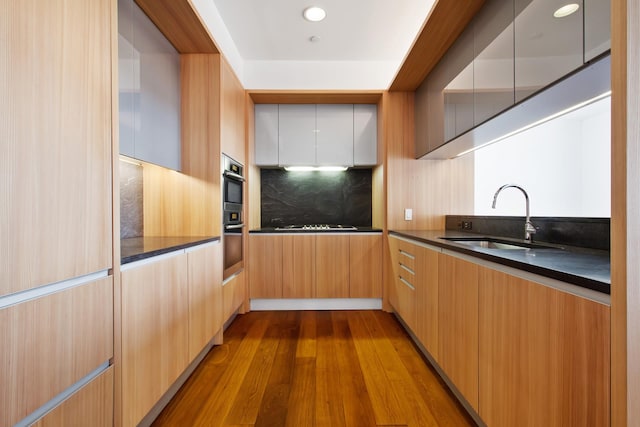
[274,224,358,231]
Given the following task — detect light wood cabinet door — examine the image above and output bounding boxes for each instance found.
[315,235,350,298]
[2,0,112,297]
[349,235,382,298]
[478,267,610,426]
[0,277,113,427]
[283,235,316,298]
[32,367,114,427]
[220,58,246,164]
[121,254,189,427]
[187,242,223,362]
[223,270,246,322]
[387,236,418,331]
[249,234,283,298]
[415,245,439,360]
[438,253,479,411]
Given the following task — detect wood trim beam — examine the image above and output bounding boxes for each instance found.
[248,91,383,105]
[134,0,219,53]
[389,0,485,91]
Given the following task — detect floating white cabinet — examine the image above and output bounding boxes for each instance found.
[118,0,181,171]
[255,104,378,167]
[354,104,378,165]
[278,104,317,166]
[255,104,279,166]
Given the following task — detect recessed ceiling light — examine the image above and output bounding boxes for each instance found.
[553,3,579,18]
[303,6,326,22]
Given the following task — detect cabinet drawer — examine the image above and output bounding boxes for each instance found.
[0,277,113,427]
[396,242,417,271]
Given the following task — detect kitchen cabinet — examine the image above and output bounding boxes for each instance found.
[255,104,279,165]
[223,270,246,322]
[248,234,283,298]
[283,235,316,298]
[256,104,378,166]
[118,0,181,170]
[443,25,475,141]
[2,0,112,297]
[316,104,354,166]
[315,235,350,298]
[438,253,479,411]
[187,242,223,362]
[584,0,611,62]
[0,277,113,427]
[221,59,247,164]
[478,267,610,426]
[514,0,584,102]
[278,104,317,166]
[354,104,378,165]
[388,237,418,332]
[121,253,189,426]
[32,367,114,427]
[350,234,382,298]
[473,0,515,125]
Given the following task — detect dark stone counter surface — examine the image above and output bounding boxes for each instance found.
[250,227,382,234]
[390,230,610,294]
[121,236,220,264]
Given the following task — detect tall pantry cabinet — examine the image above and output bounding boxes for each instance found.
[0,0,115,426]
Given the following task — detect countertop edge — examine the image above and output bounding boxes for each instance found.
[389,230,610,295]
[121,236,221,265]
[250,228,383,234]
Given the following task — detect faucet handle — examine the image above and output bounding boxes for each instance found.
[525,221,537,234]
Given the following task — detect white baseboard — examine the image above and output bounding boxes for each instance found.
[250,298,382,311]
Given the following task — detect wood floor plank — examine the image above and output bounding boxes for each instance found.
[315,311,347,427]
[285,357,316,426]
[296,310,317,358]
[375,312,476,427]
[330,311,378,427]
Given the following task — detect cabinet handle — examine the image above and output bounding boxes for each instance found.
[399,276,415,290]
[400,263,415,275]
[399,249,415,260]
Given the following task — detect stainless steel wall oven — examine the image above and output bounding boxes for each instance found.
[222,155,244,279]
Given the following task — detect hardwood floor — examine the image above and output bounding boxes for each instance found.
[152,310,475,427]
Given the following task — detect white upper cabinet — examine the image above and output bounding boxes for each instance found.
[278,104,317,166]
[118,0,181,171]
[256,104,378,167]
[354,104,378,165]
[316,104,354,166]
[255,104,279,166]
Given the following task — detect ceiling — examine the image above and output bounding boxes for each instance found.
[190,0,436,90]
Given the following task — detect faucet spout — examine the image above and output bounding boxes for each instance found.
[491,184,536,241]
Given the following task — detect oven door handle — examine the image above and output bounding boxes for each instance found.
[224,223,245,230]
[223,170,245,182]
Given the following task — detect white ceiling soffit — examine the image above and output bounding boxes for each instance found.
[190,0,436,90]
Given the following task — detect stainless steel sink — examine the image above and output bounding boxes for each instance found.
[275,224,358,231]
[439,237,550,250]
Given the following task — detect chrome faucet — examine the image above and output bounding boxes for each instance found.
[492,184,537,242]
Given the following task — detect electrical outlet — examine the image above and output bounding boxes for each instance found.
[404,208,413,221]
[462,221,472,230]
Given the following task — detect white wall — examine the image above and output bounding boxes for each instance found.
[473,96,611,217]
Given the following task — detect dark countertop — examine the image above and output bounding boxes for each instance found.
[250,227,383,234]
[390,230,610,294]
[121,236,220,264]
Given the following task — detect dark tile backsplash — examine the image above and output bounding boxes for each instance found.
[446,215,610,251]
[261,168,372,227]
[120,160,144,238]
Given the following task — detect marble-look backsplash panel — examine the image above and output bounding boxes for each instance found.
[120,160,143,238]
[261,169,372,227]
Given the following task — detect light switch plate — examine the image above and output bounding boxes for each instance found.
[404,208,413,221]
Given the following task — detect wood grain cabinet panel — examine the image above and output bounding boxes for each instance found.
[249,234,283,298]
[32,367,114,427]
[478,268,610,426]
[1,0,113,296]
[315,235,350,298]
[220,59,246,164]
[387,237,418,331]
[438,253,479,411]
[0,277,113,427]
[223,271,246,322]
[349,235,382,298]
[283,235,316,298]
[121,254,189,426]
[187,242,223,362]
[415,245,439,361]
